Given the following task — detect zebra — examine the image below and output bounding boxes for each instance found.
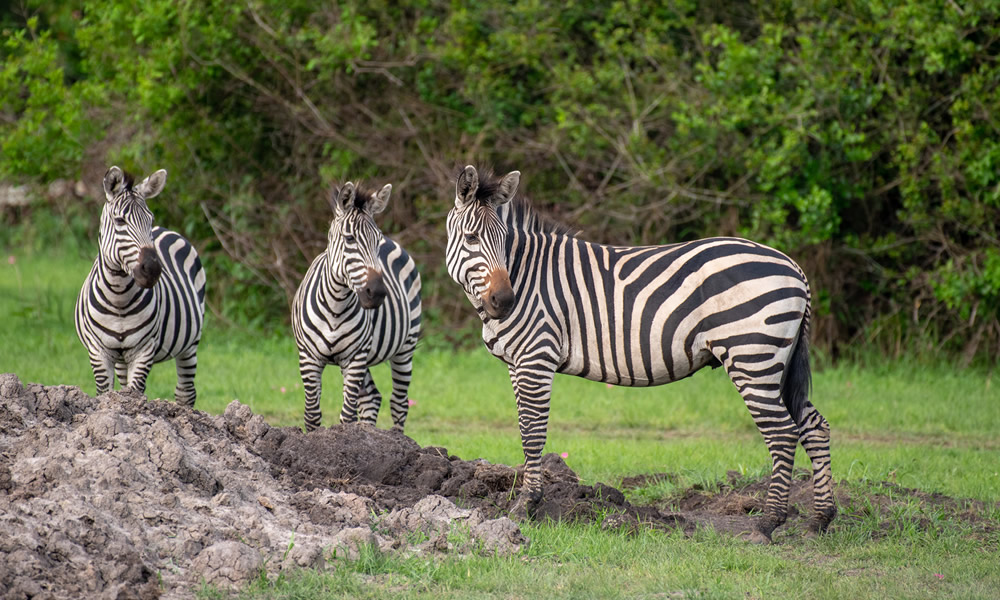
[75,166,206,406]
[291,181,422,432]
[445,165,835,542]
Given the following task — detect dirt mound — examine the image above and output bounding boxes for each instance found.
[0,375,527,599]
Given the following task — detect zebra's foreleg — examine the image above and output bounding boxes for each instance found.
[508,362,555,519]
[795,400,836,533]
[88,349,116,395]
[356,369,382,426]
[124,345,157,396]
[387,350,415,433]
[339,358,369,426]
[115,362,128,390]
[174,347,198,407]
[298,352,325,432]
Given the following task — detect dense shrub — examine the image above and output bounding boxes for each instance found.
[2,0,998,362]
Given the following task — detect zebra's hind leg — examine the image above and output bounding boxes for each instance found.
[387,350,415,433]
[355,369,382,426]
[298,352,326,432]
[174,347,198,407]
[794,400,836,533]
[723,352,799,544]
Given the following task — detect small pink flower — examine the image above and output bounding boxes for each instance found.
[605,383,613,389]
[279,386,287,393]
[407,399,416,406]
[560,452,569,459]
[6,255,14,265]
[933,574,944,580]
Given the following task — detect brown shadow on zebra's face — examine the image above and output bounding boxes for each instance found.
[358,267,388,309]
[482,269,515,319]
[132,247,162,289]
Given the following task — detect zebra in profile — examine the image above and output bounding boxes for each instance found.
[75,166,206,406]
[292,182,422,432]
[445,165,835,542]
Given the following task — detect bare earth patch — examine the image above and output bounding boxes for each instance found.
[1,374,997,598]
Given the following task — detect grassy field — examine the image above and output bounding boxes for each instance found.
[3,250,1000,599]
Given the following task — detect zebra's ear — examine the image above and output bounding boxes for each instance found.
[103,166,126,202]
[455,165,479,209]
[494,170,520,207]
[370,183,391,215]
[135,169,167,200]
[334,182,356,217]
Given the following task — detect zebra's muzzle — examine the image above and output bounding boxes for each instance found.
[358,269,387,309]
[483,269,515,319]
[133,247,162,289]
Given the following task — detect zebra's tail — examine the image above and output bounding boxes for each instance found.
[783,293,813,427]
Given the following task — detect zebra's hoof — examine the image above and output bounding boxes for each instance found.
[509,490,542,521]
[808,511,836,534]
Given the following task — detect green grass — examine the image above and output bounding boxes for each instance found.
[3,249,1000,599]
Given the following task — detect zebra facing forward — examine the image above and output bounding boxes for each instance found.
[446,165,835,542]
[75,166,206,405]
[292,182,422,432]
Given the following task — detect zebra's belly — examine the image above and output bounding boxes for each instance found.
[558,336,718,387]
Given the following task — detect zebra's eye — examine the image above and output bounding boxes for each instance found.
[114,217,127,226]
[465,233,479,245]
[344,234,356,244]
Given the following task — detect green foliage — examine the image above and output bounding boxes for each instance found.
[2,0,999,361]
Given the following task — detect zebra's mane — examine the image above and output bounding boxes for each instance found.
[508,196,578,237]
[119,170,136,192]
[470,166,577,237]
[331,182,381,213]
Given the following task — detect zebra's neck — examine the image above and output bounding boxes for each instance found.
[93,252,150,309]
[320,254,360,311]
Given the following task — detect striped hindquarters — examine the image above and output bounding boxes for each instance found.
[150,227,206,362]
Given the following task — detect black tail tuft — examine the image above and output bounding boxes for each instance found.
[783,312,812,426]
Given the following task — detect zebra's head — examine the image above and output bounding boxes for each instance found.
[100,166,165,289]
[446,165,520,320]
[327,181,391,309]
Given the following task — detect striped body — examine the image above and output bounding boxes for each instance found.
[291,182,422,432]
[76,227,206,404]
[446,166,835,541]
[483,234,808,386]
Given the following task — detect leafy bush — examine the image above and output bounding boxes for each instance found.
[2,0,998,361]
